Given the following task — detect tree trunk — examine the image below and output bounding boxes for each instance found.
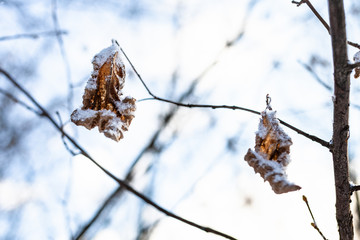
[328,0,353,239]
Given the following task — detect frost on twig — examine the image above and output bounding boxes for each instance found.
[71,40,136,141]
[244,110,301,194]
[353,51,360,79]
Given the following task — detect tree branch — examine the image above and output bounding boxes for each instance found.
[0,30,67,41]
[0,68,237,240]
[292,0,330,34]
[51,0,74,111]
[351,185,360,193]
[302,195,328,240]
[74,113,173,239]
[347,62,360,70]
[55,111,80,156]
[120,47,330,148]
[298,60,332,91]
[0,88,41,114]
[347,41,360,50]
[76,25,250,238]
[328,0,354,239]
[292,0,360,50]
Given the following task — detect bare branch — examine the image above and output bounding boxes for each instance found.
[292,0,360,50]
[347,62,360,70]
[298,60,332,91]
[348,41,360,50]
[51,0,74,111]
[0,68,238,240]
[292,0,330,34]
[302,195,328,240]
[74,120,172,239]
[74,184,127,239]
[351,185,360,193]
[75,26,250,237]
[0,30,67,41]
[0,88,40,115]
[277,118,329,148]
[55,111,80,156]
[120,47,330,148]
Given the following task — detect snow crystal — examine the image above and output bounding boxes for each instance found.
[85,40,125,92]
[99,109,117,117]
[71,108,126,141]
[252,151,285,176]
[92,40,124,70]
[354,51,360,63]
[71,108,97,122]
[271,172,289,183]
[244,148,300,194]
[85,77,97,90]
[115,98,137,115]
[103,116,123,140]
[256,110,291,144]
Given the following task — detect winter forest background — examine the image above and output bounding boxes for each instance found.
[1,0,360,239]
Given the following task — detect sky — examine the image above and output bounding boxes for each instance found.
[1,0,360,239]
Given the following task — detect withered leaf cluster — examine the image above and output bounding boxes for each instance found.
[355,68,360,79]
[71,41,136,141]
[244,110,301,194]
[354,51,360,79]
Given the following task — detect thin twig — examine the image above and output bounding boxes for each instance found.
[292,0,360,51]
[347,62,360,70]
[120,47,330,149]
[52,0,74,111]
[292,0,330,34]
[74,126,167,239]
[144,97,261,115]
[0,68,237,240]
[348,41,360,50]
[298,60,332,91]
[0,30,67,41]
[0,88,41,115]
[302,195,328,240]
[55,111,80,156]
[278,119,329,148]
[76,30,243,238]
[75,40,223,238]
[351,185,360,193]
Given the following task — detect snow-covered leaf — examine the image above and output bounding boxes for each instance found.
[353,51,360,79]
[71,40,136,141]
[244,110,301,194]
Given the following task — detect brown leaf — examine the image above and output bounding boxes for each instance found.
[71,40,136,141]
[244,110,301,194]
[355,68,360,79]
[353,51,360,79]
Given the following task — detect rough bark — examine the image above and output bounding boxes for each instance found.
[328,0,354,239]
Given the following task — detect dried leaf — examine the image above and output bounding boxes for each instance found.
[71,40,136,141]
[354,51,360,79]
[355,68,360,79]
[244,110,301,194]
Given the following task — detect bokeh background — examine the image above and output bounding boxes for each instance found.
[1,0,360,239]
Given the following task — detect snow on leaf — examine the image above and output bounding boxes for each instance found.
[354,51,360,63]
[71,40,136,141]
[244,110,301,194]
